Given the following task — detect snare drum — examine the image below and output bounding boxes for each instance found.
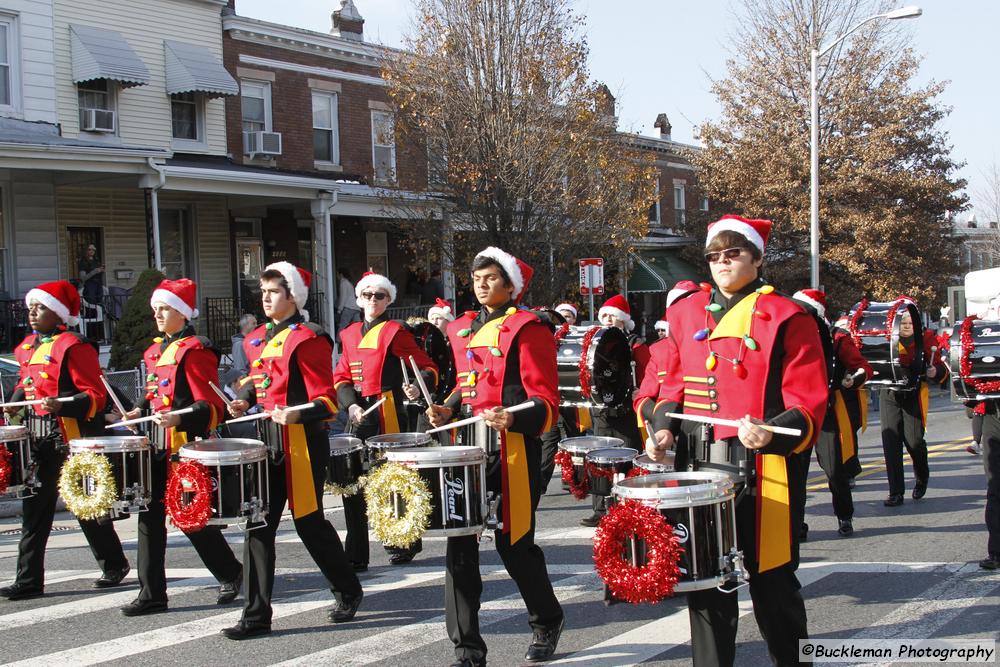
[384,446,487,537]
[556,326,633,408]
[68,436,152,517]
[847,299,923,386]
[950,318,1000,400]
[612,471,744,593]
[178,439,268,528]
[328,435,365,489]
[366,432,432,469]
[634,452,676,474]
[585,447,637,497]
[0,425,36,499]
[558,436,623,492]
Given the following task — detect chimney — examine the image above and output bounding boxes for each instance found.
[594,84,616,119]
[331,0,364,42]
[654,113,672,141]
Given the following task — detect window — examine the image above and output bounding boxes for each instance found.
[77,79,116,133]
[0,14,18,111]
[700,196,710,212]
[427,135,448,187]
[647,179,660,225]
[673,183,686,227]
[371,110,396,184]
[312,92,339,163]
[366,231,388,275]
[170,93,201,142]
[159,208,195,281]
[241,80,271,133]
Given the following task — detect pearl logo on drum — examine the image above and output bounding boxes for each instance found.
[674,522,690,544]
[445,475,465,521]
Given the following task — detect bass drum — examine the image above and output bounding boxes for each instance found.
[847,299,923,387]
[950,318,1000,400]
[556,325,632,408]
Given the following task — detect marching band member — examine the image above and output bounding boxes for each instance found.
[0,281,129,600]
[428,297,456,334]
[333,271,438,568]
[554,303,578,326]
[119,279,242,616]
[880,307,948,507]
[647,216,828,667]
[223,262,362,639]
[427,247,564,666]
[976,292,1000,569]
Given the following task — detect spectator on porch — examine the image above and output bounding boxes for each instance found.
[77,244,105,305]
[230,314,257,375]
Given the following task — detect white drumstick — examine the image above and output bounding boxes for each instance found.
[109,407,196,429]
[425,401,535,434]
[400,358,411,386]
[360,396,387,418]
[208,381,234,409]
[0,397,73,409]
[223,401,319,426]
[409,356,434,406]
[101,375,130,419]
[664,412,802,437]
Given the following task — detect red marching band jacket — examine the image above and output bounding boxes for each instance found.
[444,307,559,545]
[637,285,829,572]
[13,329,106,441]
[827,330,873,465]
[333,318,438,433]
[897,328,949,427]
[141,334,224,453]
[242,321,338,519]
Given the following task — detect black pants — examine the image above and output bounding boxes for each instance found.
[135,453,242,602]
[982,405,1000,555]
[879,387,929,496]
[445,439,563,662]
[16,439,128,589]
[592,408,641,450]
[686,486,808,667]
[815,430,855,521]
[241,433,361,625]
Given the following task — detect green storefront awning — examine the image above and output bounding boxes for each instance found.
[627,249,705,293]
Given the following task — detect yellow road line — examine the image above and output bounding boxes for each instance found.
[805,437,973,491]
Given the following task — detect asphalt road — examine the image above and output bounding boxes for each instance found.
[0,390,998,666]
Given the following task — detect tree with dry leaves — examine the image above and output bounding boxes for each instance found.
[690,0,967,315]
[974,161,1000,261]
[381,0,657,305]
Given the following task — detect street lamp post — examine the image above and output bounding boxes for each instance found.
[808,5,922,289]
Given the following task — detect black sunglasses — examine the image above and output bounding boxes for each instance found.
[361,292,389,301]
[704,247,746,264]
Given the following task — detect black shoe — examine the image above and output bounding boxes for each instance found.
[328,591,363,623]
[799,522,809,541]
[449,659,486,667]
[602,585,621,607]
[217,568,243,605]
[524,618,564,662]
[837,519,854,537]
[912,481,927,500]
[120,598,167,617]
[979,553,1000,570]
[0,582,44,601]
[221,621,272,640]
[884,494,904,507]
[388,552,415,565]
[351,561,369,572]
[94,565,131,589]
[579,512,603,528]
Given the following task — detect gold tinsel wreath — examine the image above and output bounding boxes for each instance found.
[363,462,431,548]
[324,475,367,497]
[59,451,117,520]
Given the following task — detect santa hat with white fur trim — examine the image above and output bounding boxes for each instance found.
[354,271,396,308]
[599,293,634,332]
[474,246,534,304]
[705,215,773,253]
[554,303,577,319]
[25,280,81,326]
[792,288,827,319]
[265,261,311,321]
[427,297,454,322]
[150,278,199,320]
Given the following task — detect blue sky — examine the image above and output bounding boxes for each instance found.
[236,0,999,217]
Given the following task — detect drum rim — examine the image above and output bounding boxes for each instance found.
[385,445,485,466]
[0,425,28,441]
[329,440,364,454]
[613,471,736,504]
[559,436,624,454]
[366,432,434,446]
[635,452,675,466]
[586,447,638,464]
[69,436,149,452]
[329,434,363,447]
[179,438,267,463]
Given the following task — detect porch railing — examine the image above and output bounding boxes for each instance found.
[204,293,325,354]
[0,293,129,352]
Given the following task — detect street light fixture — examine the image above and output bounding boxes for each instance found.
[808,5,922,289]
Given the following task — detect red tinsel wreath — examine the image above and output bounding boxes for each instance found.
[593,498,682,604]
[578,326,600,399]
[960,316,1000,394]
[553,323,570,343]
[626,465,650,479]
[850,298,909,350]
[554,449,589,500]
[0,446,11,495]
[165,460,213,532]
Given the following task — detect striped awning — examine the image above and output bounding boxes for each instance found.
[164,40,239,98]
[70,24,150,88]
[627,249,704,293]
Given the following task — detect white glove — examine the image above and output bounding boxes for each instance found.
[348,404,365,424]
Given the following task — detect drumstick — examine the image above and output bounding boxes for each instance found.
[101,375,130,419]
[0,397,73,409]
[223,401,320,426]
[208,381,234,409]
[359,396,387,418]
[409,356,434,406]
[400,358,411,386]
[425,400,535,434]
[109,407,196,429]
[664,412,801,437]
[643,418,656,449]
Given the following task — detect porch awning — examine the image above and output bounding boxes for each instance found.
[628,249,704,293]
[164,40,240,98]
[70,24,151,88]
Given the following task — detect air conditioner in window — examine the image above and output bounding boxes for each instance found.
[243,131,282,157]
[80,108,116,133]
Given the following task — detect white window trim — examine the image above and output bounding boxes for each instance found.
[77,79,119,138]
[312,91,340,167]
[241,79,272,132]
[170,93,208,152]
[649,179,661,226]
[673,183,686,227]
[371,110,396,185]
[0,13,20,116]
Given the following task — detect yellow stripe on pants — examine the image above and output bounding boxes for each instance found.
[758,453,791,572]
[286,423,318,518]
[504,431,531,545]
